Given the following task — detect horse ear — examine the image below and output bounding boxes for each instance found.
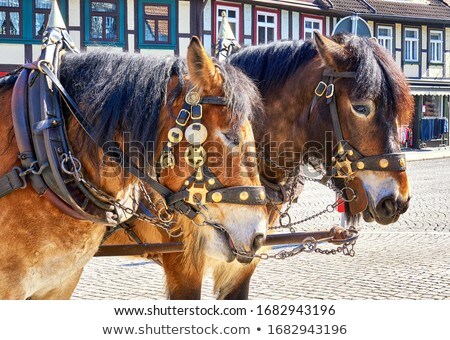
[314,31,349,70]
[187,36,221,91]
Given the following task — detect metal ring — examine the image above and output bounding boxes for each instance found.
[341,187,357,202]
[158,208,174,223]
[302,236,317,253]
[37,60,53,74]
[60,154,82,176]
[278,212,292,228]
[12,167,27,189]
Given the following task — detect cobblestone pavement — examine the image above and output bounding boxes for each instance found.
[73,158,450,300]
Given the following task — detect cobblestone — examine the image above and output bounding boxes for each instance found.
[72,159,450,300]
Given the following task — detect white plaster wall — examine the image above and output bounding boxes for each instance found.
[128,34,135,52]
[69,30,81,50]
[127,0,134,30]
[0,45,24,64]
[292,12,299,40]
[281,10,289,39]
[203,0,212,31]
[179,1,190,34]
[140,49,174,57]
[421,25,427,50]
[445,27,450,78]
[203,34,212,55]
[427,65,444,78]
[32,44,42,60]
[86,45,123,52]
[395,23,402,49]
[244,4,252,36]
[178,37,190,58]
[68,0,80,27]
[404,63,420,78]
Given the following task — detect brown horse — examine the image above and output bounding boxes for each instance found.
[104,32,414,300]
[0,37,268,299]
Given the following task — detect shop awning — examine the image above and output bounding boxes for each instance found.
[410,84,450,96]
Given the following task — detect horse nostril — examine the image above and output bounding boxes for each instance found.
[377,196,396,218]
[252,233,265,252]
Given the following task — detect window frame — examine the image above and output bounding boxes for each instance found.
[89,0,119,42]
[33,0,52,39]
[0,0,22,38]
[301,14,324,41]
[404,27,420,63]
[254,8,279,45]
[84,0,124,47]
[213,1,242,44]
[137,0,176,50]
[376,25,394,55]
[429,29,443,64]
[0,0,67,44]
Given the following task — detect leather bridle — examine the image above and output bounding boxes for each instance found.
[313,69,406,178]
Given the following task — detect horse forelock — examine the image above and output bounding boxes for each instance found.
[333,35,414,125]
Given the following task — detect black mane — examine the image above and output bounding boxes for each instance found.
[230,35,412,123]
[59,50,262,165]
[229,40,317,97]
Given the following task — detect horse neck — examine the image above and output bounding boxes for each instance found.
[256,58,326,182]
[67,118,137,200]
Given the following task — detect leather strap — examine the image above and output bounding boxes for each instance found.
[0,168,25,199]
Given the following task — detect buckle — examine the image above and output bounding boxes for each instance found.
[326,84,335,99]
[176,109,191,126]
[314,81,327,97]
[191,104,202,120]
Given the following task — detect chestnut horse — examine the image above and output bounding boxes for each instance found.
[104,32,414,300]
[0,38,267,299]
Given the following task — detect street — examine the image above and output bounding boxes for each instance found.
[72,158,450,299]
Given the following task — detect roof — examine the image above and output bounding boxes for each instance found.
[325,0,450,22]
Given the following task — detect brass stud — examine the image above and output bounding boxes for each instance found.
[399,158,406,168]
[211,192,222,203]
[259,191,266,201]
[357,161,365,170]
[208,178,215,185]
[332,157,336,162]
[348,150,354,156]
[379,159,389,169]
[184,180,190,186]
[240,191,249,201]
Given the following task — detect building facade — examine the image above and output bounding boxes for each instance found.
[1,0,449,148]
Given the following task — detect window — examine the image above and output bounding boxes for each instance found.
[0,0,67,42]
[138,1,175,49]
[377,25,393,54]
[0,0,21,37]
[143,4,170,43]
[429,30,443,63]
[34,0,52,38]
[216,5,240,42]
[303,17,322,40]
[256,10,278,45]
[90,1,118,41]
[404,28,419,62]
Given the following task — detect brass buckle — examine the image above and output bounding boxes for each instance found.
[314,81,327,97]
[176,109,191,127]
[325,84,335,99]
[191,104,203,120]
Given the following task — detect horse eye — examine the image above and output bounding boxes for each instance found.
[352,104,370,116]
[223,132,241,145]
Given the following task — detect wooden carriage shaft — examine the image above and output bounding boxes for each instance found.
[94,230,337,257]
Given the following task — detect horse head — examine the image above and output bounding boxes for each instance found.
[310,32,414,225]
[156,37,267,263]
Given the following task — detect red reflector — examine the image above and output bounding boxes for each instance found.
[337,198,345,213]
